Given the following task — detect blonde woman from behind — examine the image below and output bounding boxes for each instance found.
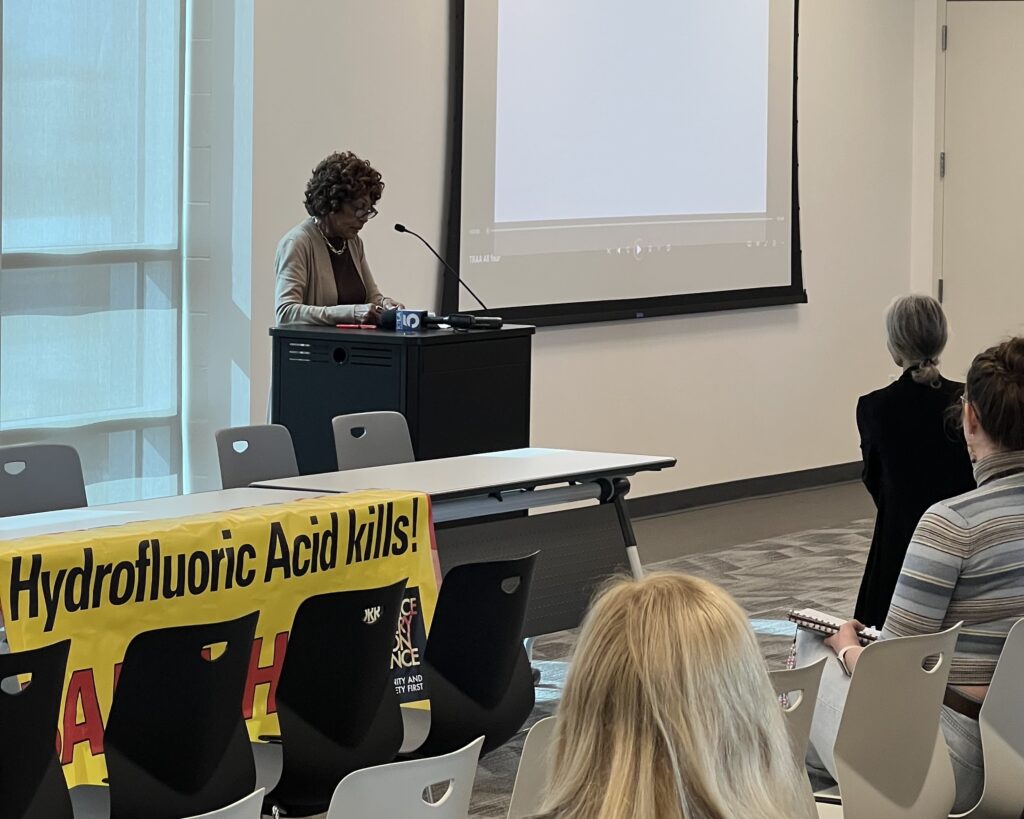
[533,572,814,819]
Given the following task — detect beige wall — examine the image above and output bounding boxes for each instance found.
[910,0,944,296]
[248,0,919,497]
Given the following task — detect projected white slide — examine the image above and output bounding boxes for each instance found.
[494,0,769,223]
[458,0,799,316]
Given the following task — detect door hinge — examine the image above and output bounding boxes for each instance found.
[940,152,946,179]
[942,24,948,52]
[938,278,944,304]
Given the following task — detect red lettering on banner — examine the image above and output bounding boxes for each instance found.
[61,669,104,764]
[242,632,288,718]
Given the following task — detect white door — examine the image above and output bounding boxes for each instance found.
[941,1,1024,379]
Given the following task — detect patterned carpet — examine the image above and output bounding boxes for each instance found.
[467,516,874,818]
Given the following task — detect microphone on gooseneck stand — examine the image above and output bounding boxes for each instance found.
[393,223,494,314]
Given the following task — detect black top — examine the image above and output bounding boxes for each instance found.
[329,246,366,305]
[853,370,976,627]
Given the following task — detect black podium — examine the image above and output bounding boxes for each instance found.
[269,324,535,475]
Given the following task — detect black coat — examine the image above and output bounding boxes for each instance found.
[853,371,976,628]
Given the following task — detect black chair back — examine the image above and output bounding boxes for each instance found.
[417,553,538,757]
[104,612,259,819]
[266,579,408,817]
[0,640,73,819]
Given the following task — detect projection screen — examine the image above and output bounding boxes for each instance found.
[444,0,805,325]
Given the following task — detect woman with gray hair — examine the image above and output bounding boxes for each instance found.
[853,294,974,627]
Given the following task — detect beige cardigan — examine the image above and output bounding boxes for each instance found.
[274,218,383,325]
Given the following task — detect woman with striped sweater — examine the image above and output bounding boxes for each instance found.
[800,336,1024,813]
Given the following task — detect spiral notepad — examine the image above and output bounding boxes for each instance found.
[787,608,881,643]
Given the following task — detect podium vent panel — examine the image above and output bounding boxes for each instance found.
[348,346,396,368]
[283,341,396,368]
[285,341,328,364]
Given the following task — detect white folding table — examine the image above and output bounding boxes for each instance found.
[0,487,331,542]
[0,452,676,638]
[250,447,676,578]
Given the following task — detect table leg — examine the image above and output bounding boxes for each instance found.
[602,477,644,579]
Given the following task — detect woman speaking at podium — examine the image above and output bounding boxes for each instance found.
[274,151,403,325]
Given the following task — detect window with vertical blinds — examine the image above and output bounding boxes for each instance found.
[0,0,183,503]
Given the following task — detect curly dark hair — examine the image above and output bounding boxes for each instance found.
[303,151,384,218]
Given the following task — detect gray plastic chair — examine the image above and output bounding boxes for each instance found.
[507,716,556,819]
[0,443,87,517]
[815,623,961,819]
[215,425,299,489]
[187,788,265,819]
[71,787,265,819]
[324,736,483,818]
[770,657,827,765]
[951,618,1024,818]
[331,411,414,471]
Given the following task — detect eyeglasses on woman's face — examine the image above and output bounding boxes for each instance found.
[345,202,378,222]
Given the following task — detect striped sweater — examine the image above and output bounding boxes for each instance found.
[882,450,1024,685]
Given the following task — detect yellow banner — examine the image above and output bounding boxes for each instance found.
[0,490,439,788]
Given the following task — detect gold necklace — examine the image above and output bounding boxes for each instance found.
[312,218,348,256]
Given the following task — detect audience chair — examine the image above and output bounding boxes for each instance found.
[104,613,259,819]
[951,617,1024,818]
[324,736,484,819]
[72,786,266,819]
[814,623,960,819]
[407,553,538,759]
[332,411,414,470]
[264,580,409,818]
[770,656,827,765]
[215,425,299,489]
[506,716,556,819]
[0,443,87,517]
[0,640,73,819]
[251,736,283,802]
[188,787,265,818]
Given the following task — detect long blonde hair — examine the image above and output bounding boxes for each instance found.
[539,572,813,819]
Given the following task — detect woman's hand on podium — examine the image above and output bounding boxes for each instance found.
[354,303,383,325]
